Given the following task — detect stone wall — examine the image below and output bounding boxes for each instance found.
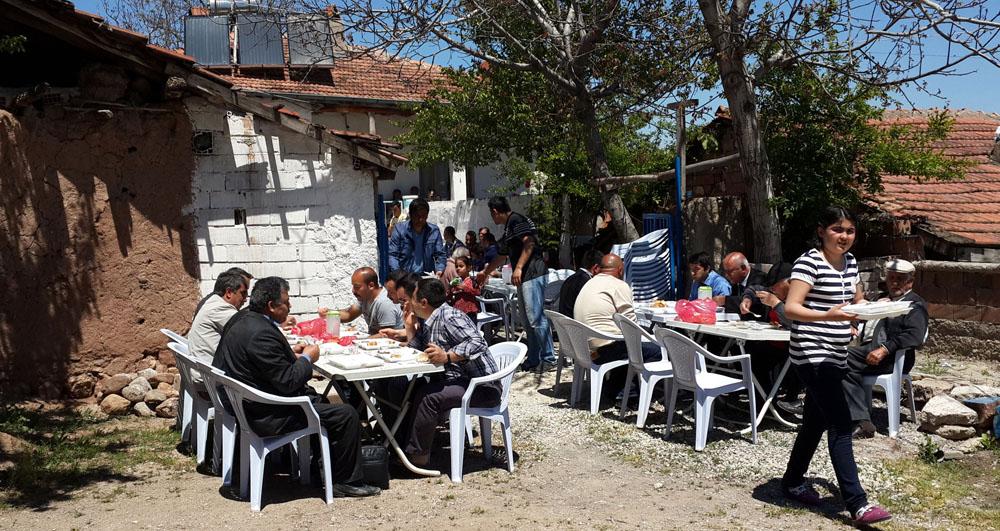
[914,260,1000,362]
[0,106,200,400]
[185,99,380,315]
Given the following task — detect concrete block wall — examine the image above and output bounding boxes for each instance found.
[184,99,380,316]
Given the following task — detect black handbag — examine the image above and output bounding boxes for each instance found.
[360,445,390,489]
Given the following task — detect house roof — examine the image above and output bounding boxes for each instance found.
[217,55,450,105]
[872,109,1000,247]
[1,0,406,169]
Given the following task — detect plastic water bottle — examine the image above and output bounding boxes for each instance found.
[501,264,512,284]
[325,312,341,338]
[697,285,712,299]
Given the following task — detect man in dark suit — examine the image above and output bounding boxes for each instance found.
[213,276,380,497]
[557,248,604,317]
[843,259,928,438]
[720,251,767,315]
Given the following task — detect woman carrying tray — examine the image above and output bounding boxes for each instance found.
[778,207,892,525]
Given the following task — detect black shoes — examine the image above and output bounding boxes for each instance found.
[852,420,876,439]
[332,482,382,497]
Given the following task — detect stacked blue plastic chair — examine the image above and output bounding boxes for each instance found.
[610,228,673,302]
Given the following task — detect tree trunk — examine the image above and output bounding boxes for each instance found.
[576,97,640,242]
[698,1,782,263]
[559,192,573,268]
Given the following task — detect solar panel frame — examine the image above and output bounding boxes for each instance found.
[235,13,284,65]
[287,14,335,66]
[184,16,231,66]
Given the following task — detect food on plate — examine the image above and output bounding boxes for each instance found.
[416,352,430,363]
[366,340,380,347]
[651,300,669,308]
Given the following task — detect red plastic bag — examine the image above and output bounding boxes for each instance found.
[291,318,326,338]
[676,299,718,324]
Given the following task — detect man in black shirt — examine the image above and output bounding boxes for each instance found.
[213,277,380,497]
[558,248,605,317]
[477,196,556,370]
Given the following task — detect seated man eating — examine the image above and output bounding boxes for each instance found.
[320,267,402,337]
[403,278,501,466]
[213,276,380,497]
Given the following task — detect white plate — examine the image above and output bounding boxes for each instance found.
[356,338,402,351]
[841,301,912,320]
[375,347,419,363]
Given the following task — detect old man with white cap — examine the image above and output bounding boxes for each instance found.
[844,258,929,438]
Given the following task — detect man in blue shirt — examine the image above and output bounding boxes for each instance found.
[688,251,731,301]
[388,198,446,274]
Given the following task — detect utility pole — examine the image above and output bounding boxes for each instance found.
[667,98,697,299]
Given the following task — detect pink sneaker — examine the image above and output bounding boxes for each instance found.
[853,504,892,525]
[783,484,821,506]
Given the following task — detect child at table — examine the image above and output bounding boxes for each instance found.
[448,255,480,323]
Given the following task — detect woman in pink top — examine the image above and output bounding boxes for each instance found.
[448,255,480,323]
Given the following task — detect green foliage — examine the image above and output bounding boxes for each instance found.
[0,34,26,55]
[758,63,967,258]
[981,433,1000,453]
[398,66,675,254]
[917,435,942,464]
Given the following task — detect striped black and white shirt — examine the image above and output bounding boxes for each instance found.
[788,248,859,367]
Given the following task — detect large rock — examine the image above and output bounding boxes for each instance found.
[99,374,133,396]
[138,368,158,380]
[911,379,956,406]
[950,385,1000,401]
[69,374,97,399]
[129,376,152,394]
[935,425,977,441]
[920,394,978,429]
[156,382,179,397]
[148,372,174,386]
[121,384,146,403]
[0,432,32,455]
[143,389,167,407]
[100,394,132,416]
[155,397,179,418]
[132,402,155,418]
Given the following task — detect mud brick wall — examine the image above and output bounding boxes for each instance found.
[0,107,199,400]
[915,260,1000,362]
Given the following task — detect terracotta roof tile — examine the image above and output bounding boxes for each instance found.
[218,55,449,104]
[872,110,1000,246]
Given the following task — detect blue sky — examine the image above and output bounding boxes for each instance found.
[71,0,1000,114]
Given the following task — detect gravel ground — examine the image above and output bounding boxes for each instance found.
[2,352,996,530]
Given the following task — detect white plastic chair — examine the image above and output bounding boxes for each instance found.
[547,312,629,414]
[544,310,574,389]
[862,328,926,438]
[168,342,215,467]
[613,314,673,428]
[191,358,238,486]
[654,328,757,451]
[161,329,192,439]
[212,371,333,512]
[448,341,528,483]
[475,295,511,339]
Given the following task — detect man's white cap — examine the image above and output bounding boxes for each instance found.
[885,259,915,273]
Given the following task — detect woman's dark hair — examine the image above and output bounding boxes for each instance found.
[415,278,448,307]
[813,206,857,249]
[465,230,477,240]
[249,276,289,313]
[455,255,473,269]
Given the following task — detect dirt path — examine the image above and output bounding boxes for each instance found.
[4,359,997,530]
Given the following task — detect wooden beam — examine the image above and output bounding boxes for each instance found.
[166,64,401,170]
[600,153,740,186]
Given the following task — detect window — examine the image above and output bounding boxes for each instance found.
[418,161,451,200]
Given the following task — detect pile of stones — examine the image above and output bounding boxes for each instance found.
[96,368,181,418]
[913,379,1000,441]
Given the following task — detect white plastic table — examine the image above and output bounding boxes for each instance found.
[313,355,444,477]
[636,310,796,430]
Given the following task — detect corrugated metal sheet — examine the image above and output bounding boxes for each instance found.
[287,14,334,66]
[236,14,283,65]
[184,16,230,66]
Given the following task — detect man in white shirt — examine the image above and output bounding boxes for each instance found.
[187,271,248,381]
[573,254,662,365]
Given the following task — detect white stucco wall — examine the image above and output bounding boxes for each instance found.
[310,110,516,200]
[184,98,379,315]
[425,195,533,240]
